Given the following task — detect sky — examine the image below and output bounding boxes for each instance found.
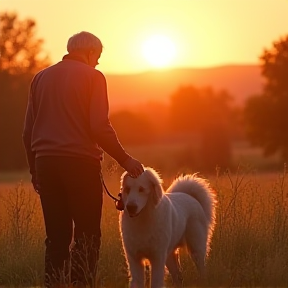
[2,0,288,74]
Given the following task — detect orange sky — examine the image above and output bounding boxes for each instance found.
[2,0,288,74]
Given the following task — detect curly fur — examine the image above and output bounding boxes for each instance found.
[119,167,217,288]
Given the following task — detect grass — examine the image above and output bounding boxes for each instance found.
[0,142,288,287]
[0,183,44,287]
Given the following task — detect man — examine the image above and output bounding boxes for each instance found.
[23,31,144,288]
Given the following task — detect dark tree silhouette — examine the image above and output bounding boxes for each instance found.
[244,35,288,162]
[0,12,50,74]
[0,12,50,171]
[169,85,235,171]
[110,110,156,145]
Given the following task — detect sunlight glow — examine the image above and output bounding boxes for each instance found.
[141,35,176,68]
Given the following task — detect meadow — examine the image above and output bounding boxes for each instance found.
[0,142,288,288]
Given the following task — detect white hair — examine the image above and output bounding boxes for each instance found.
[67,31,103,53]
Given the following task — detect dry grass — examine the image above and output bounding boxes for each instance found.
[1,157,288,287]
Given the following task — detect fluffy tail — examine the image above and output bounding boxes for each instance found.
[166,174,217,248]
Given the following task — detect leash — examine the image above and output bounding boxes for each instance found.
[100,172,124,211]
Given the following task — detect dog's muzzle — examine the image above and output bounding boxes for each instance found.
[126,203,139,217]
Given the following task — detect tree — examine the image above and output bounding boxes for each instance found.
[0,12,50,74]
[110,110,156,145]
[244,35,288,162]
[169,85,235,171]
[0,12,51,171]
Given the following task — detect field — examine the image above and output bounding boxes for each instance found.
[0,142,288,287]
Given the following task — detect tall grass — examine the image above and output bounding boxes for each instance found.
[207,165,288,287]
[0,183,44,287]
[1,165,288,287]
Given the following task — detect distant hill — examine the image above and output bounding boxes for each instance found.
[105,64,263,110]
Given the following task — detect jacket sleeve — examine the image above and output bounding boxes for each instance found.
[89,71,130,165]
[22,79,36,175]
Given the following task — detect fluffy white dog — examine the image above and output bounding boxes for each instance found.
[119,167,217,288]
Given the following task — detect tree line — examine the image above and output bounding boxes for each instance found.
[0,12,49,171]
[1,12,288,172]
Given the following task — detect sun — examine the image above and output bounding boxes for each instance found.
[141,34,176,68]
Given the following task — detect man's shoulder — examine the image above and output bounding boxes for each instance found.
[61,60,105,77]
[33,61,107,86]
[93,69,106,81]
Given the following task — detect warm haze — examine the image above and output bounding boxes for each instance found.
[2,0,288,74]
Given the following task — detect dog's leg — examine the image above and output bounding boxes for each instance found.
[150,255,166,288]
[185,222,207,282]
[165,250,183,287]
[191,250,206,280]
[127,256,145,288]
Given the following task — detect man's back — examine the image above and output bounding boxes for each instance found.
[31,59,106,161]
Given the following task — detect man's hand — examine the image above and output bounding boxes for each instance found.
[31,173,40,194]
[121,157,144,178]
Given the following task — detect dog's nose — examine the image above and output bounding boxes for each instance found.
[126,203,138,215]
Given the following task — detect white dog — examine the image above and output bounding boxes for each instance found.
[119,167,217,288]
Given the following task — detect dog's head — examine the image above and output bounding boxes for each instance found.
[120,167,163,217]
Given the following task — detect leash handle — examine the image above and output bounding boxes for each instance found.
[100,173,124,211]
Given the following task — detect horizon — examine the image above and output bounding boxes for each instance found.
[2,0,288,74]
[104,62,261,76]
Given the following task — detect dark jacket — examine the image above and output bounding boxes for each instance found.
[23,56,129,174]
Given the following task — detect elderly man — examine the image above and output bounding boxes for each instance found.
[23,31,144,288]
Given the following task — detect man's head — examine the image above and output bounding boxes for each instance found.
[67,31,103,67]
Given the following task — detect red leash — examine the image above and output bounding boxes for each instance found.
[100,173,124,211]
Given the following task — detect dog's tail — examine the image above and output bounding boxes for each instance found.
[166,174,217,249]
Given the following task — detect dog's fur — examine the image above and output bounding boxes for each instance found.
[119,167,217,288]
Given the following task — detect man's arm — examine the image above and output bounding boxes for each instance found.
[89,71,131,165]
[89,71,144,177]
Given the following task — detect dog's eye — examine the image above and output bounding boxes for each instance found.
[139,186,145,193]
[124,186,130,194]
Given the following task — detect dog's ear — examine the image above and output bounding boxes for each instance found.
[120,171,128,190]
[144,167,163,206]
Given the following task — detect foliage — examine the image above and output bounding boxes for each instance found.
[244,35,288,162]
[110,110,156,145]
[0,12,50,75]
[0,12,51,171]
[169,86,236,171]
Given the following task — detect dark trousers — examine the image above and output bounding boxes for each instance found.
[36,156,103,288]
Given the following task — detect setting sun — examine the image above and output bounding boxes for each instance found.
[141,34,176,68]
